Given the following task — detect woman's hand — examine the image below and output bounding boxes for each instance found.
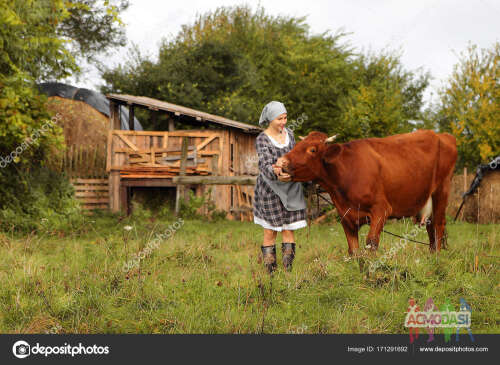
[277,172,292,182]
[275,157,285,168]
[272,164,282,176]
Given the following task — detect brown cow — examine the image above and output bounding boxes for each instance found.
[279,130,457,255]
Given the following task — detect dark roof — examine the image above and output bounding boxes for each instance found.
[38,83,143,131]
[107,94,261,134]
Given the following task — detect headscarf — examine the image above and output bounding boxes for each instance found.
[258,101,287,126]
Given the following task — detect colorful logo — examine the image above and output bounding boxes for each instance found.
[404,298,474,343]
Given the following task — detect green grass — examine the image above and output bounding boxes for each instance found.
[0,211,498,334]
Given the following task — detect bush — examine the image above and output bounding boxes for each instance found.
[0,167,85,233]
[179,188,226,221]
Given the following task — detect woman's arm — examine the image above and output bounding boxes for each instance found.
[256,136,278,180]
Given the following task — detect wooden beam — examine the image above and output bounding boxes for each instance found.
[116,133,139,151]
[172,176,256,185]
[110,101,120,130]
[179,137,188,176]
[113,130,216,137]
[120,185,129,215]
[175,137,189,215]
[195,135,217,151]
[109,171,121,212]
[121,179,177,187]
[106,129,113,172]
[114,146,196,154]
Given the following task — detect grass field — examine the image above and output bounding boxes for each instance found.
[0,209,498,334]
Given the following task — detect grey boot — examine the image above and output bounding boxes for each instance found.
[282,242,296,271]
[261,245,277,274]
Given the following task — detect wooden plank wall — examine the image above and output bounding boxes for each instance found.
[71,178,109,211]
[226,130,258,220]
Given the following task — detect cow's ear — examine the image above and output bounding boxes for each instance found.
[322,144,342,165]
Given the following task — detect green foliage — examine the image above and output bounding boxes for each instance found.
[437,43,500,169]
[101,5,428,139]
[0,0,128,225]
[179,189,226,221]
[338,53,430,140]
[58,0,129,66]
[0,168,84,233]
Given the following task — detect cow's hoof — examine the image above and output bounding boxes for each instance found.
[366,239,379,252]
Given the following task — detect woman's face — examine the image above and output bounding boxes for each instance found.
[269,113,287,132]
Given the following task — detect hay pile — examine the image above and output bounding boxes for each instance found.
[45,96,108,147]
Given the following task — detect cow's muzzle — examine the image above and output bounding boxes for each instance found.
[279,157,294,175]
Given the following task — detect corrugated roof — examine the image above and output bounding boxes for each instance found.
[107,94,262,134]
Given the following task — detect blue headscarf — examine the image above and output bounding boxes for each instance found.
[258,101,287,126]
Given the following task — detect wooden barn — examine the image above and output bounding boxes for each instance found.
[106,94,261,220]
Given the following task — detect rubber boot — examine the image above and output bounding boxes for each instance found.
[281,242,296,271]
[261,245,277,274]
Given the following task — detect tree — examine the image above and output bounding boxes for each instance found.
[101,5,355,133]
[101,5,429,142]
[0,0,127,213]
[58,0,129,66]
[437,43,500,169]
[338,52,429,140]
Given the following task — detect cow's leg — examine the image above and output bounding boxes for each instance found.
[341,221,360,256]
[366,205,391,251]
[426,220,436,250]
[430,188,449,252]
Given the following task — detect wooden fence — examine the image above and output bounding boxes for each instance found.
[70,178,109,211]
[448,168,500,224]
[46,144,109,210]
[50,144,108,179]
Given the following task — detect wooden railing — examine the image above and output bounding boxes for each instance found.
[107,130,223,178]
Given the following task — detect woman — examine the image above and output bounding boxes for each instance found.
[253,101,307,273]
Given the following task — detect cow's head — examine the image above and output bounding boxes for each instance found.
[280,132,341,182]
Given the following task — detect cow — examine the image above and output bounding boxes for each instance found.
[278,130,457,255]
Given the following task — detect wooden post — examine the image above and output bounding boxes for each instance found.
[128,105,135,131]
[175,137,188,215]
[120,185,129,215]
[109,171,121,213]
[168,118,175,132]
[110,101,120,130]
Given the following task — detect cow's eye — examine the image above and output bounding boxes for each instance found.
[309,147,316,153]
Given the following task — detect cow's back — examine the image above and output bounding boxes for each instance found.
[347,130,442,216]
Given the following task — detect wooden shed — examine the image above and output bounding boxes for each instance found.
[106,94,261,220]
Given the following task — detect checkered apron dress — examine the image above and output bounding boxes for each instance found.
[253,127,307,231]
